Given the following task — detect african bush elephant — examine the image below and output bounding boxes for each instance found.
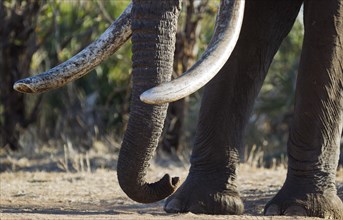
[14,0,343,218]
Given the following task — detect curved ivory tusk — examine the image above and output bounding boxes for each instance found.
[140,0,245,104]
[13,3,132,94]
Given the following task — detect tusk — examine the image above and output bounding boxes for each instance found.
[140,0,245,104]
[13,3,132,94]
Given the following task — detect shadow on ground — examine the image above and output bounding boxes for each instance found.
[0,149,341,220]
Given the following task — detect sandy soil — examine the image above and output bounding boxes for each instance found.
[1,148,342,220]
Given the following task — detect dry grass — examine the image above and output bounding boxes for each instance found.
[0,142,342,220]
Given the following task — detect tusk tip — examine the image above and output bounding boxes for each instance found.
[140,90,181,105]
[140,90,165,105]
[13,80,35,93]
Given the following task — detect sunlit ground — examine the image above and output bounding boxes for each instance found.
[0,141,342,220]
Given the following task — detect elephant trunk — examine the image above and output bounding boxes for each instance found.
[117,0,181,203]
[140,0,245,104]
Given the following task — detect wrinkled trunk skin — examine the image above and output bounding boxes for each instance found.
[117,0,181,203]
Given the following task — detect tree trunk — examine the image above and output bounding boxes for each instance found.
[0,0,41,150]
[161,0,209,154]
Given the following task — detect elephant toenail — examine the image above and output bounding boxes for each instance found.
[323,212,335,219]
[284,206,307,216]
[264,204,280,216]
[164,199,182,213]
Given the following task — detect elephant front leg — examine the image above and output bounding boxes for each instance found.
[164,71,247,214]
[164,94,245,214]
[265,0,343,218]
[164,164,244,214]
[165,0,302,214]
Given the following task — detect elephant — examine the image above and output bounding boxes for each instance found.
[13,0,343,218]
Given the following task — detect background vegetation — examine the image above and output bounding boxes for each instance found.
[2,0,339,167]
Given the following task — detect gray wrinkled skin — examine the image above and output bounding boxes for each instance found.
[165,0,343,218]
[140,0,245,104]
[13,0,343,218]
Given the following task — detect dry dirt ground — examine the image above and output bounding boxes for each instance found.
[1,146,342,220]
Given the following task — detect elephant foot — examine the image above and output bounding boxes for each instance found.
[264,186,343,219]
[164,172,243,214]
